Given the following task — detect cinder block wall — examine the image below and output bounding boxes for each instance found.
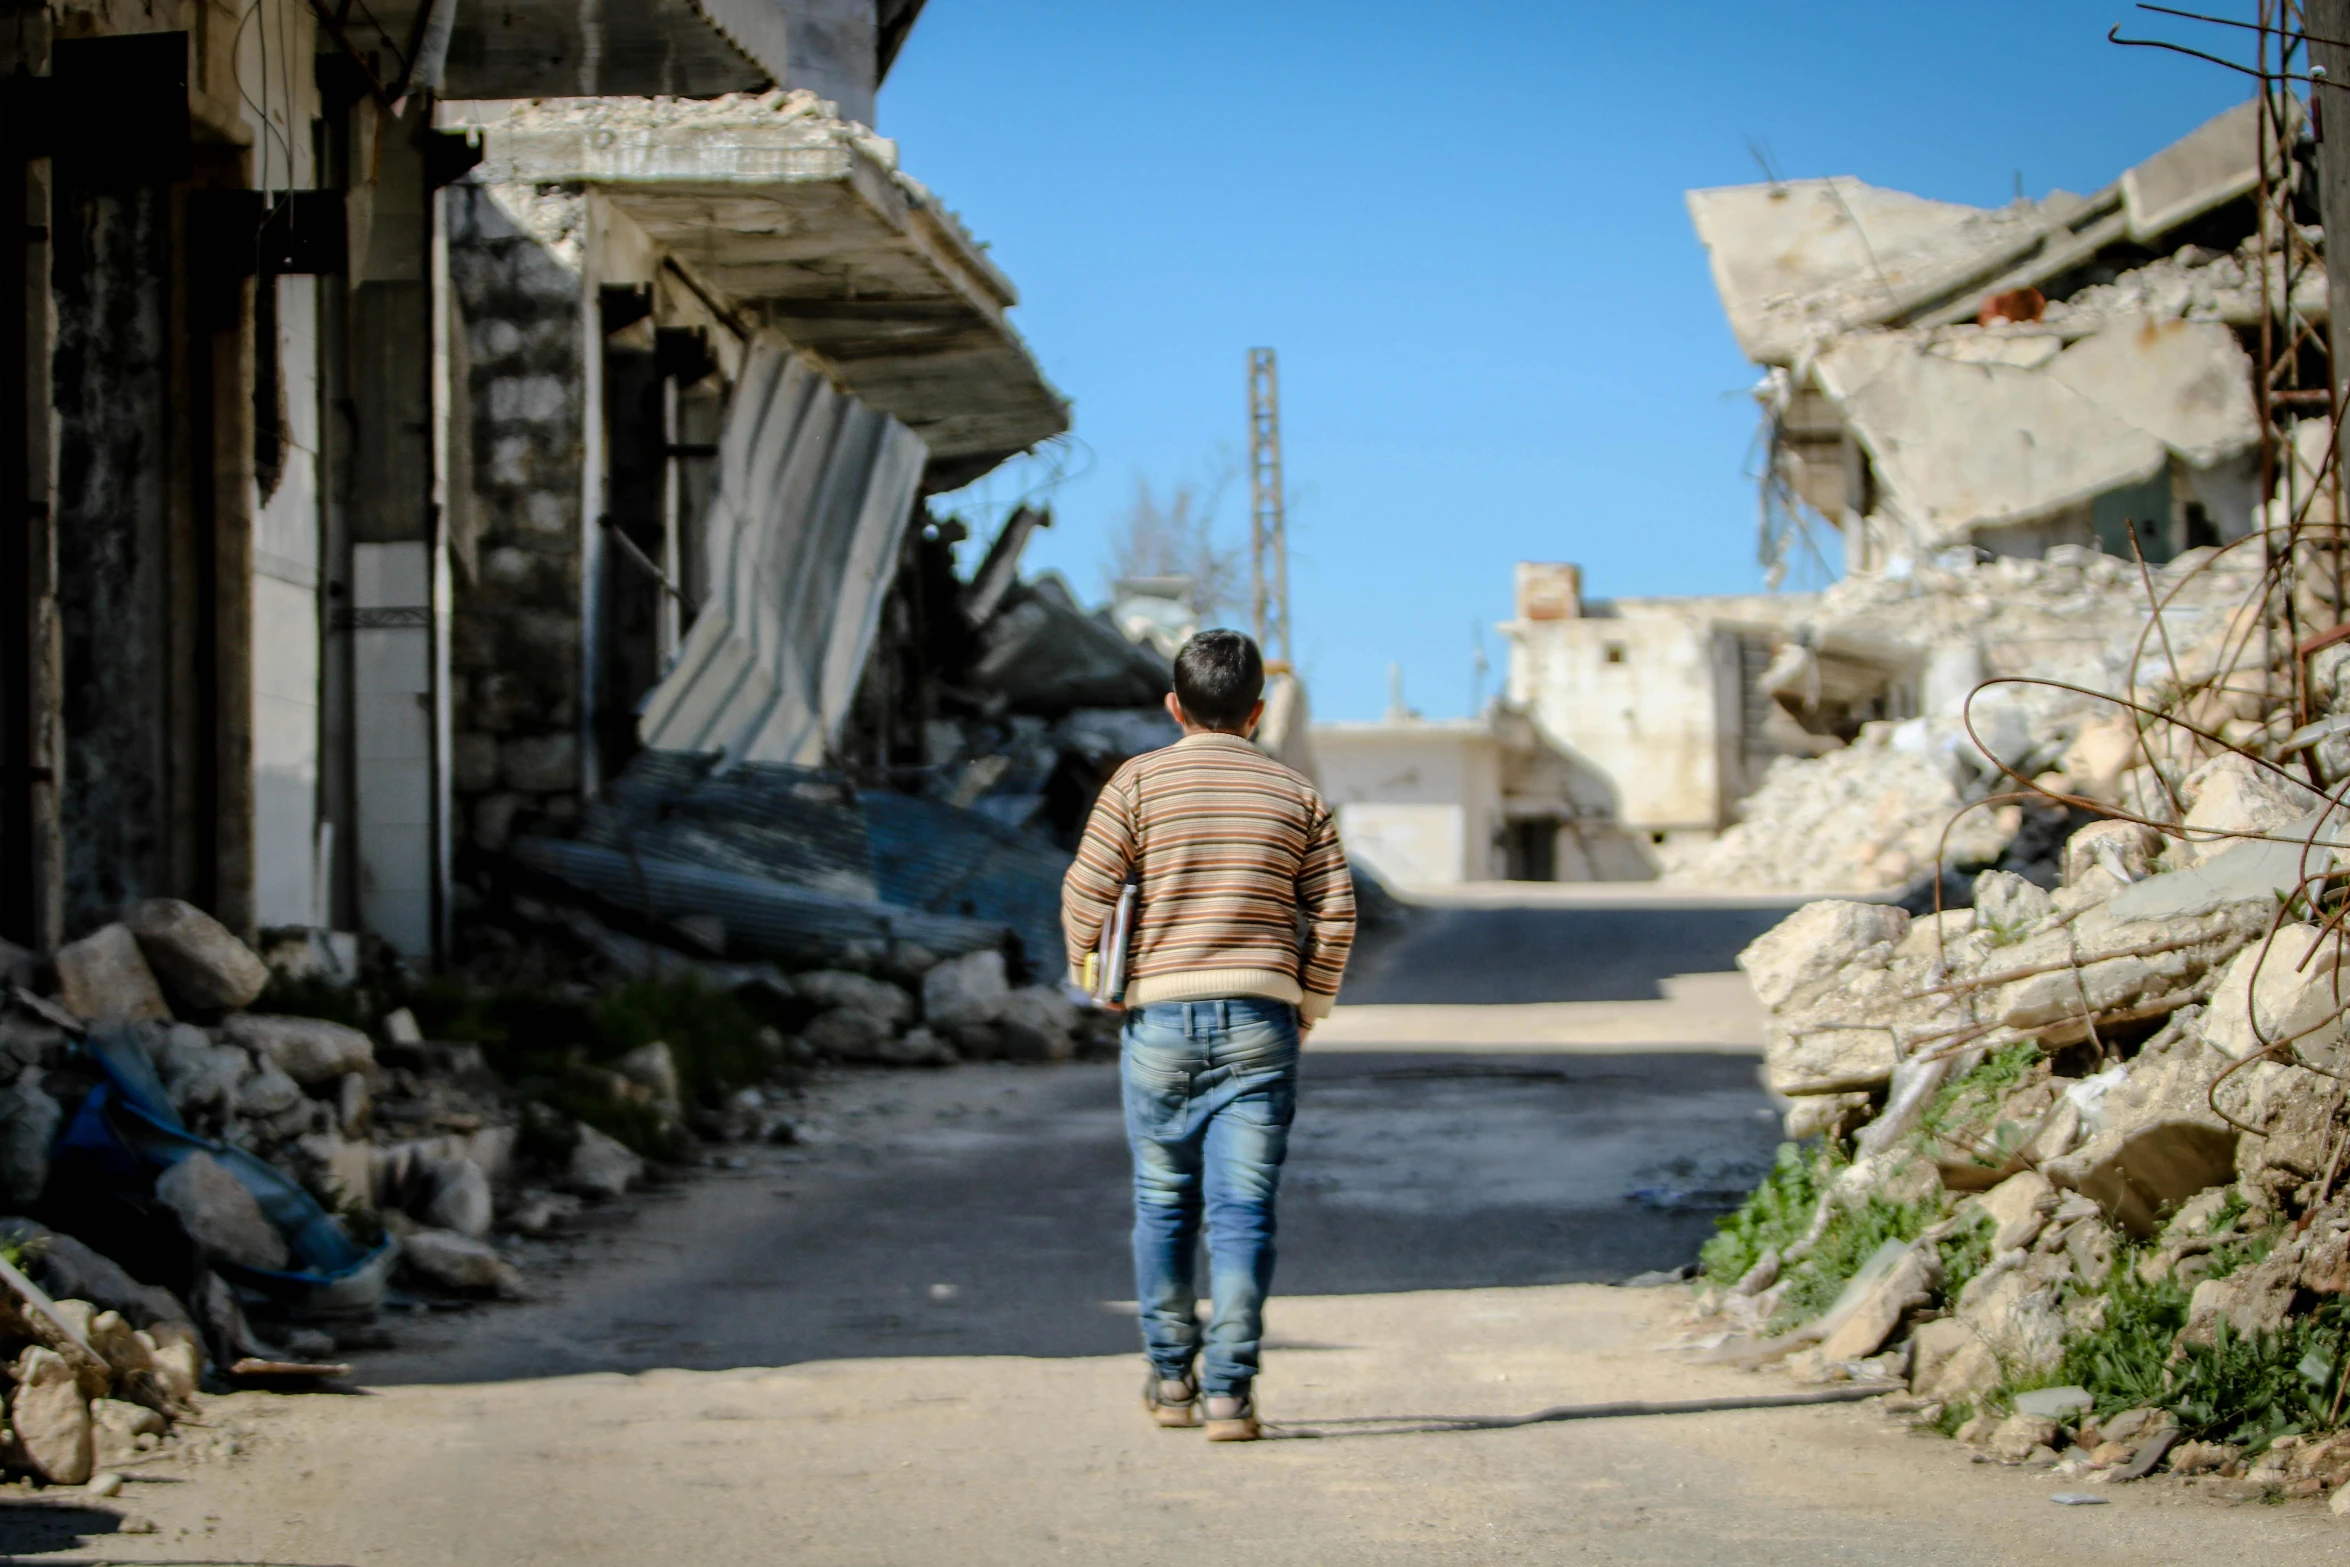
[443,182,589,868]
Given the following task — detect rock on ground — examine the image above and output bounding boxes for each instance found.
[998,987,1081,1062]
[1971,1171,2057,1254]
[147,1023,248,1124]
[10,1344,92,1483]
[123,898,270,1012]
[803,1006,894,1061]
[156,1152,289,1271]
[400,1228,524,1297]
[1661,733,2013,895]
[564,1125,642,1199]
[922,950,1010,1031]
[54,924,171,1024]
[0,1065,59,1206]
[792,972,916,1030]
[1739,901,1910,1012]
[422,1157,495,1238]
[1814,1242,1937,1361]
[220,1014,375,1085]
[233,1058,304,1118]
[89,1398,164,1467]
[615,1042,680,1109]
[874,1027,957,1067]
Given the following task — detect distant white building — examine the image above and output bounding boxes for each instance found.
[1500,564,1921,856]
[1313,703,1649,886]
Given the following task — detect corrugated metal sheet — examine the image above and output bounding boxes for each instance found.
[554,750,1070,978]
[637,337,930,767]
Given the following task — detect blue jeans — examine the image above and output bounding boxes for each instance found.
[1121,997,1301,1395]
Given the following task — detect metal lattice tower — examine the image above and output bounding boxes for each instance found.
[1246,348,1292,665]
[2252,0,2340,725]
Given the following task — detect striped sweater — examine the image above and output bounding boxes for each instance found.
[1060,732,1356,1019]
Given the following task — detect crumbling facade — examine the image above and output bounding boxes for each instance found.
[1498,101,2330,886]
[0,0,1069,971]
[1691,101,2294,576]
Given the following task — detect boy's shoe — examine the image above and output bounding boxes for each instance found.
[1143,1372,1200,1428]
[1203,1390,1260,1442]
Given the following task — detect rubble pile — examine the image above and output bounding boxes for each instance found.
[1662,543,2263,895]
[0,867,1117,1490]
[1689,622,2350,1491]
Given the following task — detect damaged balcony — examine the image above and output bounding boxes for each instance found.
[448,90,1070,488]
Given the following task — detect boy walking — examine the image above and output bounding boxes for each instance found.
[1061,630,1356,1442]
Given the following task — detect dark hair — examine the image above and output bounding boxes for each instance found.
[1172,629,1265,730]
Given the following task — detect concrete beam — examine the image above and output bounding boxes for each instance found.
[456,93,1069,480]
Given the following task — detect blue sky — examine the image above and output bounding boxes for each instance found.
[881,2,2248,722]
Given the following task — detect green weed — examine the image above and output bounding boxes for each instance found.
[2057,1256,2192,1416]
[1937,1210,1995,1302]
[2168,1307,2348,1448]
[1700,1142,1826,1288]
[404,973,782,1160]
[590,974,774,1105]
[1932,1397,1975,1437]
[1921,1042,2040,1146]
[1771,1196,1929,1330]
[2053,1254,2348,1447]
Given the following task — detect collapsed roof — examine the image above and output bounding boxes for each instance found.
[1808,316,2259,546]
[1689,100,2283,366]
[457,91,1071,488]
[1693,99,2314,554]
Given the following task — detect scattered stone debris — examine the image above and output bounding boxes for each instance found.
[0,827,1129,1499]
[1685,519,2350,1513]
[1662,544,2260,896]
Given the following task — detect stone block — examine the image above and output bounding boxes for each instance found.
[156,1152,287,1271]
[1972,1170,2057,1254]
[1738,900,1909,1012]
[122,898,269,1012]
[999,986,1081,1063]
[922,949,1009,1030]
[399,1227,523,1296]
[221,1014,375,1084]
[452,730,501,793]
[795,971,917,1029]
[500,733,578,793]
[563,1124,642,1199]
[10,1346,91,1483]
[54,924,170,1024]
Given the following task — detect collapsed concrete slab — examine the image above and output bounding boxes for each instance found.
[1810,317,2257,552]
[1689,101,2276,367]
[457,90,1069,486]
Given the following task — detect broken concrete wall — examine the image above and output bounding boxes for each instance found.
[1806,315,2259,558]
[444,182,590,864]
[1503,588,1818,842]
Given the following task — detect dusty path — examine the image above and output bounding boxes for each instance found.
[7,892,2345,1561]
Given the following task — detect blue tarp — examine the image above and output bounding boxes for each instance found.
[57,1026,392,1313]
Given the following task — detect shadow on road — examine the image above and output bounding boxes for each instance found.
[364,1047,1780,1387]
[1344,902,1802,1005]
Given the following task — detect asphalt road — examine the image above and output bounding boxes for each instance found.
[1343,896,1800,1004]
[342,893,1789,1386]
[29,892,2338,1562]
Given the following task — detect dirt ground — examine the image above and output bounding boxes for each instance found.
[6,893,2346,1563]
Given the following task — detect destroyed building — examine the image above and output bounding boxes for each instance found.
[1682,53,2350,1486]
[1691,99,2285,574]
[0,0,1207,1471]
[0,0,1175,984]
[1492,100,2326,891]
